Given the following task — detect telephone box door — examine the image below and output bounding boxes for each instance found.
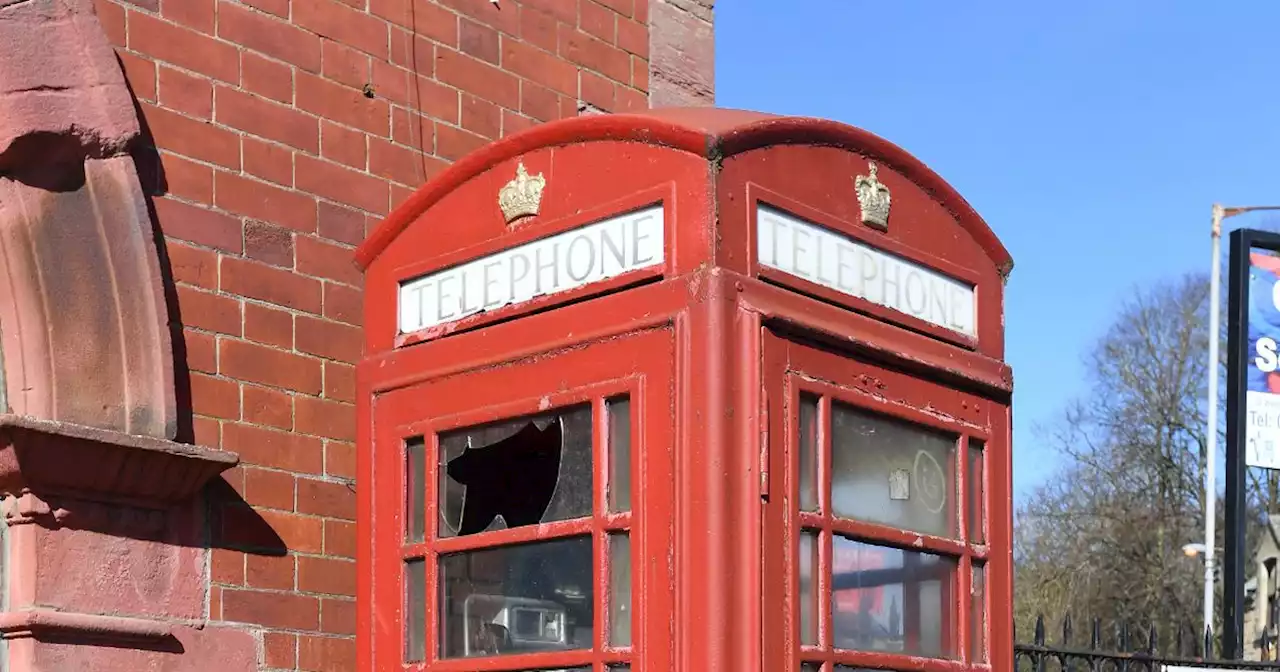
[369,328,675,672]
[762,330,1003,672]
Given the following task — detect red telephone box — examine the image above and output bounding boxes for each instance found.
[354,108,1014,672]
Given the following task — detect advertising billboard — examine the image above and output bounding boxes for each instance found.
[1246,250,1280,470]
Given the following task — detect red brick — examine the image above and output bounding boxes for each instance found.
[183,329,217,373]
[298,556,356,597]
[178,286,242,335]
[245,467,296,511]
[459,18,499,64]
[460,95,501,139]
[167,241,218,289]
[325,441,356,479]
[159,153,214,204]
[390,184,415,208]
[243,137,294,187]
[520,81,560,122]
[190,372,241,420]
[323,283,361,325]
[242,52,294,104]
[297,478,355,519]
[560,29,631,84]
[632,55,648,92]
[209,586,223,620]
[615,83,646,113]
[299,635,355,671]
[130,12,239,83]
[296,396,356,440]
[244,384,294,430]
[296,156,388,214]
[241,0,289,17]
[222,466,247,499]
[389,106,424,149]
[158,67,213,119]
[117,51,157,102]
[410,75,460,124]
[321,597,356,634]
[370,60,411,108]
[264,632,297,668]
[215,172,317,234]
[260,510,325,552]
[502,110,537,137]
[296,315,361,362]
[216,87,320,153]
[435,123,486,161]
[631,0,645,21]
[524,0,576,24]
[437,0,519,35]
[368,138,425,187]
[245,302,294,349]
[617,16,647,57]
[320,122,366,169]
[245,221,295,268]
[162,0,215,32]
[193,416,220,447]
[580,0,616,43]
[296,238,361,286]
[370,0,458,46]
[322,40,371,90]
[297,72,390,136]
[324,520,356,559]
[502,38,577,95]
[211,548,245,585]
[219,340,322,396]
[519,6,559,53]
[435,48,518,108]
[142,103,240,169]
[245,552,295,591]
[579,69,614,111]
[295,0,389,57]
[219,1,322,72]
[318,202,367,246]
[95,0,126,45]
[223,422,324,473]
[222,588,319,631]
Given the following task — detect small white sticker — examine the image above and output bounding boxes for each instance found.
[889,469,910,500]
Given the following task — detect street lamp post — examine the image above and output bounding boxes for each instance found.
[1205,203,1280,644]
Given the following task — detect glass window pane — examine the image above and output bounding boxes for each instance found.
[609,533,632,646]
[439,405,593,537]
[968,440,985,544]
[438,536,593,658]
[831,535,956,659]
[406,438,426,543]
[830,403,956,538]
[799,530,818,646]
[608,397,632,513]
[971,562,986,662]
[801,664,822,672]
[404,558,426,662]
[799,394,819,512]
[608,666,632,672]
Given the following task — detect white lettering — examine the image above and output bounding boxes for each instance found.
[1258,336,1279,373]
[398,205,665,333]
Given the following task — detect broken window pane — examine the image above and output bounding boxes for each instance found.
[968,440,985,544]
[799,394,819,512]
[609,533,632,647]
[404,558,426,662]
[831,535,956,659]
[608,397,632,513]
[438,536,594,659]
[405,437,426,543]
[439,406,593,537]
[830,403,957,538]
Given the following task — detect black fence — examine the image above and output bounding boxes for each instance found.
[1015,615,1280,672]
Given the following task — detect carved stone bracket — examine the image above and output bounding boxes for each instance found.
[0,414,237,510]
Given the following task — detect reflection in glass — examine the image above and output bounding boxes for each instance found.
[608,397,632,513]
[968,440,985,543]
[406,438,426,542]
[609,533,632,646]
[831,403,956,538]
[801,663,822,672]
[404,558,426,662]
[799,530,818,646]
[439,536,594,658]
[439,406,593,537]
[831,536,956,658]
[799,394,819,512]
[607,665,632,671]
[971,562,986,661]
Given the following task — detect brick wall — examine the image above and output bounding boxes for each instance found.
[88,0,713,669]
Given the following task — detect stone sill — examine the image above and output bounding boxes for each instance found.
[0,414,238,509]
[0,608,175,645]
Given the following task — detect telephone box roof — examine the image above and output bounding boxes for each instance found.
[354,107,1013,277]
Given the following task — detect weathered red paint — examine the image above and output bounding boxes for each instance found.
[358,108,1014,672]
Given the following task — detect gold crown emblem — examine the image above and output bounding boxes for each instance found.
[498,160,546,223]
[855,161,891,230]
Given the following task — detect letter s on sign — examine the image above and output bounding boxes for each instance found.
[1257,336,1279,373]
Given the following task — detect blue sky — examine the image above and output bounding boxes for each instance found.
[715,1,1280,500]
